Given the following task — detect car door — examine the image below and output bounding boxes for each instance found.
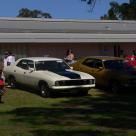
[22,60,38,87]
[91,59,106,86]
[78,58,96,76]
[79,58,106,86]
[15,59,28,84]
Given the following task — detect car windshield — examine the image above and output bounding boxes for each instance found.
[104,60,125,70]
[35,60,70,72]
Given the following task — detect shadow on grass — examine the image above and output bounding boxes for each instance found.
[1,92,136,125]
[1,89,136,135]
[10,84,92,98]
[31,129,125,136]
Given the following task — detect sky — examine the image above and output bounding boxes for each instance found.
[0,0,129,20]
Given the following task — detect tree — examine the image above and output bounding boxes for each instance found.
[130,0,136,5]
[101,1,136,20]
[81,0,136,6]
[17,8,52,18]
[81,0,96,10]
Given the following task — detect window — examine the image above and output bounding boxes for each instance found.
[17,59,28,70]
[27,60,34,68]
[104,60,124,70]
[83,58,95,68]
[94,60,103,68]
[83,58,103,69]
[35,60,70,72]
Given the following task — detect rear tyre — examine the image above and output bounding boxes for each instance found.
[78,89,89,96]
[39,83,51,98]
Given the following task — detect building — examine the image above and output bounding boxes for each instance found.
[0,17,136,60]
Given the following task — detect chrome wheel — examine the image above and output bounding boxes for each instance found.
[40,83,51,98]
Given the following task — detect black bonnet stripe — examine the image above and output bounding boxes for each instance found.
[56,70,81,79]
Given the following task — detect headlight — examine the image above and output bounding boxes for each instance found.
[55,81,65,86]
[55,81,60,86]
[90,79,95,84]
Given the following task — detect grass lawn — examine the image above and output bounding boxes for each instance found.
[0,87,136,136]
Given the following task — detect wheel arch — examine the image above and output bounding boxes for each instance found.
[38,80,49,89]
[8,74,16,80]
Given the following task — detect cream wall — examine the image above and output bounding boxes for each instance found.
[27,43,114,58]
[119,43,136,56]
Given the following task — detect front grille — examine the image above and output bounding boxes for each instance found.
[55,79,95,86]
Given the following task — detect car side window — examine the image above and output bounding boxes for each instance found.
[83,58,103,69]
[16,60,28,70]
[82,58,95,68]
[94,60,103,69]
[27,60,34,68]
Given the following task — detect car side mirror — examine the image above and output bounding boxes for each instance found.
[29,67,34,72]
[70,66,73,70]
[98,66,103,70]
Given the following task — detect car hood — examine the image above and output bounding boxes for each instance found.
[37,69,94,80]
[56,70,81,79]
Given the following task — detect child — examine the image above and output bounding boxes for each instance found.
[0,70,6,103]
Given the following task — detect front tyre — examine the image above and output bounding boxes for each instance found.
[39,83,51,98]
[78,89,89,96]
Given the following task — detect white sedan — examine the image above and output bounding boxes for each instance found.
[3,57,95,97]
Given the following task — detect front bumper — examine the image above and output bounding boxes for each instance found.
[51,84,95,90]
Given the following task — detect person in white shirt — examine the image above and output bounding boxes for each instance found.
[7,52,15,66]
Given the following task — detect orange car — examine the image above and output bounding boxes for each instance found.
[71,56,136,92]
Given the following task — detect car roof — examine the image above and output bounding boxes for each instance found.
[82,56,124,61]
[18,57,62,61]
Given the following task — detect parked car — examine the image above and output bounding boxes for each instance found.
[71,56,136,92]
[3,57,95,97]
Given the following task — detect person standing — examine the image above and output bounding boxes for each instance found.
[7,52,15,66]
[64,49,75,64]
[0,69,6,103]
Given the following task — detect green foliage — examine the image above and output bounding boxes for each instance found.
[101,1,136,20]
[81,0,96,5]
[81,0,96,10]
[81,0,136,20]
[17,8,52,18]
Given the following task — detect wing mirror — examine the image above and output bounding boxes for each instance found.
[98,66,103,70]
[70,66,73,70]
[29,67,34,72]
